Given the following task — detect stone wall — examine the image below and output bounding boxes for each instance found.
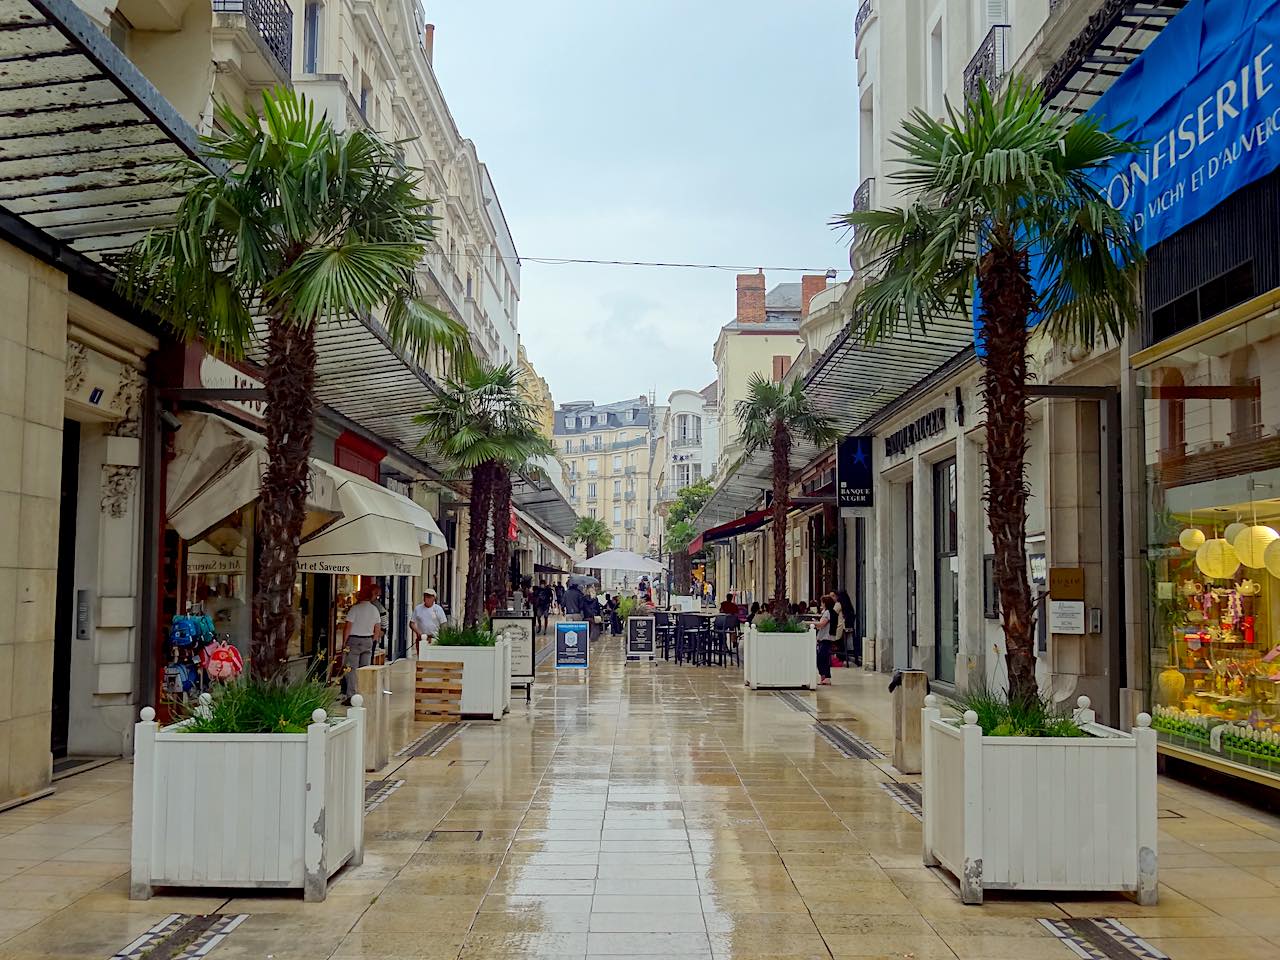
[0,240,68,806]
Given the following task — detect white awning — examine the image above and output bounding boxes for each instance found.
[297,462,446,577]
[166,413,341,542]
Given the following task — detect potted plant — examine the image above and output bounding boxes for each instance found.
[121,90,466,901]
[839,80,1154,902]
[922,691,1157,905]
[131,682,365,901]
[743,615,816,691]
[419,625,511,720]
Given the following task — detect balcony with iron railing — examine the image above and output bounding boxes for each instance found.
[212,0,293,83]
[964,25,1011,103]
[670,436,702,450]
[855,1,873,41]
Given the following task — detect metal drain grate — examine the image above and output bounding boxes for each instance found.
[111,914,248,960]
[1040,918,1170,959]
[814,722,886,760]
[772,690,817,716]
[395,720,469,758]
[364,778,406,813]
[879,781,923,821]
[427,829,483,842]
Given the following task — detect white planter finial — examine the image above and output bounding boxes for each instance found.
[139,707,155,722]
[1136,712,1152,727]
[924,694,937,707]
[312,709,327,724]
[1077,696,1091,710]
[350,694,364,708]
[962,710,979,727]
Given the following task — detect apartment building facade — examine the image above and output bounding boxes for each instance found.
[555,398,658,577]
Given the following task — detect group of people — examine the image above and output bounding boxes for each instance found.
[340,584,448,698]
[734,589,858,687]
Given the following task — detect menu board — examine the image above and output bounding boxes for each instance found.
[493,614,536,684]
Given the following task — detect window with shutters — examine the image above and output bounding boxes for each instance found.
[771,355,791,382]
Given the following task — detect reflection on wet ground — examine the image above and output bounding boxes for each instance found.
[2,631,1280,958]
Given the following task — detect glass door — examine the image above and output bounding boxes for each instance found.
[934,459,959,683]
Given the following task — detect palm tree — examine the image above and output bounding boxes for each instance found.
[120,90,467,681]
[415,358,552,627]
[835,81,1142,703]
[735,375,837,613]
[569,517,612,559]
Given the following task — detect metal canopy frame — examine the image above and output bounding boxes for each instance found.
[1042,0,1190,117]
[0,0,578,539]
[693,314,974,535]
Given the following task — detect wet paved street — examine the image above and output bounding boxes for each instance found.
[3,633,1280,959]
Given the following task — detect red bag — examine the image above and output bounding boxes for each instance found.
[831,654,844,669]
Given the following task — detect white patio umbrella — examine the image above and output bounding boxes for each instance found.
[575,549,666,574]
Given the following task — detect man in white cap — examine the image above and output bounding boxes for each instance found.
[411,587,448,657]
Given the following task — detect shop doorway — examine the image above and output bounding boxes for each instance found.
[853,516,867,654]
[903,480,916,669]
[934,458,959,684]
[51,420,81,759]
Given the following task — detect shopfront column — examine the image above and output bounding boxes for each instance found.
[912,454,935,675]
[955,431,984,692]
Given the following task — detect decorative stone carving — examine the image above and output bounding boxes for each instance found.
[65,340,87,394]
[101,465,137,518]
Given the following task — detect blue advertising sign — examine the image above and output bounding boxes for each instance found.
[1090,0,1280,250]
[555,621,590,669]
[836,436,874,509]
[974,0,1280,345]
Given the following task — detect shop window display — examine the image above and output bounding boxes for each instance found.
[1144,315,1280,778]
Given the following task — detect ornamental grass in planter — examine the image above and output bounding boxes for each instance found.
[743,617,816,690]
[422,624,510,719]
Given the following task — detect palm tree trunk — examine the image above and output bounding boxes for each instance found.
[979,232,1037,703]
[253,317,317,682]
[771,418,791,613]
[673,549,692,595]
[464,460,495,627]
[491,466,514,608]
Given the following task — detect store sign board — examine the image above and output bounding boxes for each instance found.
[199,354,266,422]
[1049,567,1086,601]
[555,621,590,669]
[1049,599,1087,635]
[977,0,1280,344]
[494,615,536,683]
[836,436,874,509]
[884,408,946,459]
[626,616,656,662]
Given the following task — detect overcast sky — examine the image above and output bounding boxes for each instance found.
[431,0,858,407]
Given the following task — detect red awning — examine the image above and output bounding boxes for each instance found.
[688,509,772,554]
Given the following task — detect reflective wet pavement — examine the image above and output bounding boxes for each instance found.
[3,633,1280,959]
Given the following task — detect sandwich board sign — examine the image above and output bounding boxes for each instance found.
[555,621,589,670]
[626,616,656,663]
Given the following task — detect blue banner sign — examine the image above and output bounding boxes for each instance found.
[836,435,875,507]
[1091,0,1280,250]
[555,621,589,669]
[974,0,1280,346]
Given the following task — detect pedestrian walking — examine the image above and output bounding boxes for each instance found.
[815,594,836,686]
[410,587,448,657]
[533,580,553,635]
[342,587,382,699]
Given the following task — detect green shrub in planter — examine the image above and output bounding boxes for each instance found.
[179,678,340,734]
[950,685,1085,738]
[438,624,497,647]
[754,615,809,634]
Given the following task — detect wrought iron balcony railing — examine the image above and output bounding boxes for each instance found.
[853,177,874,214]
[855,1,873,39]
[213,0,293,77]
[964,24,1011,103]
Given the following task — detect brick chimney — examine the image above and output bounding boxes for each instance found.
[736,270,766,324]
[800,274,827,318]
[423,23,435,64]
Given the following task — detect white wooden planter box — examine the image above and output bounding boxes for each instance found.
[130,697,366,902]
[921,695,1158,905]
[421,639,511,719]
[742,625,817,690]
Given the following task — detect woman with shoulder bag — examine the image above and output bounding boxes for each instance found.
[815,594,836,686]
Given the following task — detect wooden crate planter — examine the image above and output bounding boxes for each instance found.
[921,695,1158,905]
[419,638,511,720]
[130,697,365,902]
[742,624,817,690]
[415,660,463,722]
